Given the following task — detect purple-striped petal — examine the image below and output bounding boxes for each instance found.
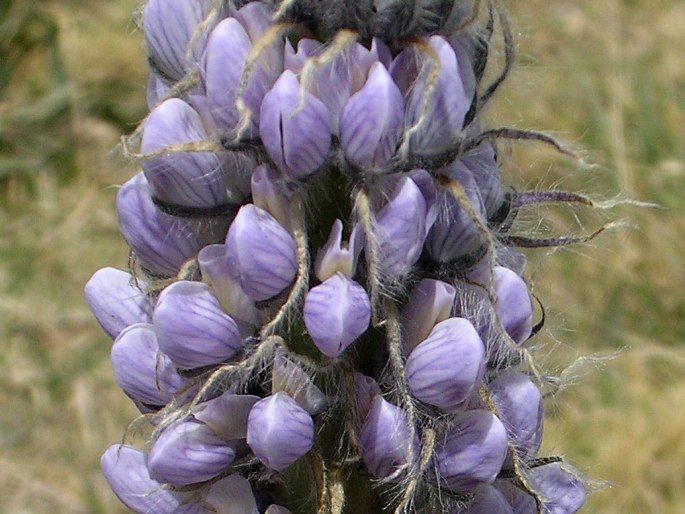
[303,273,371,358]
[246,392,314,471]
[148,420,237,486]
[489,371,543,462]
[359,396,419,478]
[340,62,404,170]
[402,36,470,155]
[528,462,586,514]
[117,173,227,277]
[494,480,538,514]
[259,70,331,181]
[432,410,508,492]
[406,317,485,411]
[272,350,328,415]
[110,323,188,407]
[101,445,209,514]
[84,267,152,340]
[143,0,217,82]
[401,278,456,354]
[153,281,243,369]
[141,98,250,208]
[250,165,292,233]
[225,204,297,301]
[202,474,259,514]
[450,484,515,514]
[493,267,534,344]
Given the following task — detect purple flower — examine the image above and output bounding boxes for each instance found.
[84,267,152,340]
[202,9,284,138]
[340,61,404,170]
[489,371,543,462]
[303,273,371,358]
[153,281,244,369]
[259,70,331,181]
[246,392,314,471]
[225,204,298,301]
[432,410,508,492]
[110,323,188,408]
[374,171,437,277]
[101,445,209,514]
[493,266,534,344]
[116,173,227,277]
[141,98,252,208]
[406,317,485,411]
[401,278,456,354]
[359,395,419,478]
[143,0,219,82]
[148,420,237,486]
[528,462,586,514]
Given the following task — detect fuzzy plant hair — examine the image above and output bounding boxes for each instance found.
[86,0,607,512]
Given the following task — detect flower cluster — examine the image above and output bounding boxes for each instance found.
[86,1,589,512]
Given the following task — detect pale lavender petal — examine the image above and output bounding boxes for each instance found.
[353,372,381,431]
[147,74,170,108]
[400,278,456,354]
[359,396,418,478]
[202,474,259,514]
[259,70,331,181]
[272,349,328,415]
[143,0,216,81]
[493,267,534,344]
[197,244,260,328]
[101,445,209,514]
[225,204,297,301]
[111,323,188,407]
[404,36,470,155]
[141,98,245,208]
[406,317,485,411]
[148,420,236,486]
[494,480,538,514]
[461,143,504,220]
[246,392,314,471]
[85,267,152,340]
[314,220,361,281]
[117,173,227,277]
[340,62,404,170]
[193,393,260,441]
[528,463,586,514]
[489,371,543,461]
[303,273,371,358]
[153,281,243,369]
[251,164,292,233]
[432,410,508,492]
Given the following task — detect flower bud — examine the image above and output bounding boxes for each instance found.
[406,317,485,411]
[359,396,419,478]
[111,323,188,407]
[314,220,362,281]
[303,273,371,358]
[141,98,251,208]
[143,0,217,82]
[225,204,297,301]
[399,36,470,156]
[432,410,508,492]
[493,266,534,344]
[251,165,292,234]
[148,420,237,486]
[339,62,404,169]
[153,281,244,369]
[84,267,152,340]
[374,173,436,277]
[101,445,207,514]
[489,371,543,462]
[193,392,260,441]
[117,173,227,277]
[401,278,456,354]
[527,462,586,514]
[259,70,331,181]
[246,392,314,471]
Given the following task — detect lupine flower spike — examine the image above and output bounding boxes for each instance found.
[88,0,601,512]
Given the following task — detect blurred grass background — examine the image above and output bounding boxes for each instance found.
[0,0,682,512]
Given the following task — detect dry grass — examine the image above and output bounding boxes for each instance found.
[0,0,682,512]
